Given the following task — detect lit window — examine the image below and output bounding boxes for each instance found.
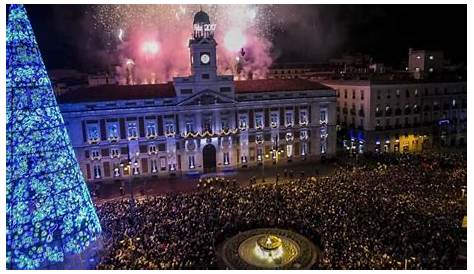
[107,123,119,141]
[146,121,157,138]
[151,159,158,173]
[127,122,138,139]
[93,165,102,179]
[301,142,308,156]
[255,113,263,129]
[286,144,293,158]
[320,109,327,123]
[188,155,195,169]
[165,122,175,136]
[299,110,308,125]
[223,152,230,165]
[257,148,263,161]
[270,112,279,127]
[300,130,308,141]
[221,119,229,131]
[110,148,120,158]
[429,67,434,72]
[87,124,100,143]
[185,122,194,134]
[285,112,293,127]
[148,144,157,154]
[239,115,248,129]
[429,55,434,60]
[91,150,100,160]
[415,67,420,72]
[416,55,421,59]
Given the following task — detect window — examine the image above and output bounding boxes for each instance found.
[405,89,410,98]
[185,122,194,134]
[352,90,355,99]
[360,90,364,100]
[301,142,308,156]
[320,109,327,123]
[300,110,308,125]
[87,124,100,143]
[223,152,230,165]
[203,118,212,132]
[151,159,158,173]
[429,68,433,73]
[286,144,293,158]
[285,112,293,127]
[377,90,381,100]
[165,121,175,136]
[221,119,229,131]
[146,121,157,138]
[344,89,347,98]
[396,89,400,97]
[107,123,119,141]
[127,122,138,139]
[255,113,264,129]
[202,74,210,79]
[160,157,167,170]
[241,155,248,163]
[148,144,157,154]
[257,148,263,161]
[300,130,308,140]
[414,89,418,97]
[93,165,102,179]
[270,112,278,127]
[110,148,120,158]
[429,55,434,60]
[239,115,248,129]
[188,155,195,169]
[256,134,264,144]
[91,150,100,160]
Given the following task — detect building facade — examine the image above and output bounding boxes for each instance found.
[57,11,337,183]
[323,80,467,154]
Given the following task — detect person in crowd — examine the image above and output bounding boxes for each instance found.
[95,152,466,270]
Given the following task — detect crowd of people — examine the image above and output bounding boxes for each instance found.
[94,152,466,270]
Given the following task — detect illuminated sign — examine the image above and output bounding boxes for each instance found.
[193,23,216,37]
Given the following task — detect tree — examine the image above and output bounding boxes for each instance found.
[6,4,101,269]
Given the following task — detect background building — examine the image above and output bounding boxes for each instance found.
[323,79,466,154]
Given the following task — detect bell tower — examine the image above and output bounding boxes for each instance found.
[189,10,217,81]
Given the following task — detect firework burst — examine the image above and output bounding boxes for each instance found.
[89,4,278,84]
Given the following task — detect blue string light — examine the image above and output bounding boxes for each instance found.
[6,4,102,269]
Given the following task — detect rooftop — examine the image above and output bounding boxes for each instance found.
[235,79,331,93]
[57,79,332,104]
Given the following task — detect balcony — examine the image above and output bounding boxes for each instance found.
[88,138,100,144]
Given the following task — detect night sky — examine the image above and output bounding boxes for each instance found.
[10,4,467,70]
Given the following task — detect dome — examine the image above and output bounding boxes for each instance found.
[193,10,210,25]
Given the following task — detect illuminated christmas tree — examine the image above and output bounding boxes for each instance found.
[6,4,101,269]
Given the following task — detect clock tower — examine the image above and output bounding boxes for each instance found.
[189,10,217,81]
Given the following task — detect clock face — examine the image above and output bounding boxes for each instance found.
[200,53,210,64]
